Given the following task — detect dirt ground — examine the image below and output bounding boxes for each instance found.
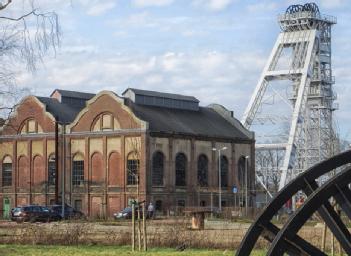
[0,219,330,250]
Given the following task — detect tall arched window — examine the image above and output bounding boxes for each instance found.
[175,153,187,186]
[2,156,12,187]
[91,152,104,184]
[72,154,84,186]
[48,155,56,186]
[197,154,208,187]
[152,151,164,186]
[127,151,139,185]
[238,156,246,188]
[221,156,228,188]
[18,156,29,189]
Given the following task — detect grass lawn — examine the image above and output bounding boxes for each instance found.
[0,245,266,256]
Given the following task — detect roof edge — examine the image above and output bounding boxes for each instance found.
[207,103,254,140]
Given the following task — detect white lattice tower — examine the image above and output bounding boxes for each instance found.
[241,3,337,191]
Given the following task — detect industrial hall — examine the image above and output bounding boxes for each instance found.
[0,88,255,218]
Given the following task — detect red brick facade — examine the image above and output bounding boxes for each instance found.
[0,90,255,218]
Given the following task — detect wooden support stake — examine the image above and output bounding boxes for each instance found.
[142,202,147,251]
[132,203,135,251]
[138,205,141,251]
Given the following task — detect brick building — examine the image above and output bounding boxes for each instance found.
[0,88,254,218]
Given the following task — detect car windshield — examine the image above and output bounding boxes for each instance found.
[42,207,50,212]
[12,207,21,212]
[122,207,132,213]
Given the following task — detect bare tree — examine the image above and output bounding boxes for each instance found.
[255,149,283,195]
[0,0,60,121]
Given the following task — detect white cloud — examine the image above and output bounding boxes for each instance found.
[77,0,116,16]
[192,0,234,11]
[18,49,266,118]
[132,0,174,8]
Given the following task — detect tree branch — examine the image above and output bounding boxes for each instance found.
[0,0,12,11]
[0,9,36,21]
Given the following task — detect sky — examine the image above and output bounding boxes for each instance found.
[3,0,351,140]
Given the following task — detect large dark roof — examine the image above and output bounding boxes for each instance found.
[126,100,252,141]
[35,89,252,141]
[51,89,95,100]
[123,88,199,102]
[37,97,85,123]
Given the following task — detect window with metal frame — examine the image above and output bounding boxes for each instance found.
[127,152,139,185]
[2,162,12,187]
[221,155,229,188]
[175,153,187,186]
[152,151,164,186]
[238,157,246,188]
[48,155,56,186]
[72,157,84,186]
[197,154,208,187]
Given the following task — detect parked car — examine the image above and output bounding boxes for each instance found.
[11,205,61,223]
[113,206,146,219]
[49,204,85,220]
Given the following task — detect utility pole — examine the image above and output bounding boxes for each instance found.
[55,119,59,204]
[245,156,249,217]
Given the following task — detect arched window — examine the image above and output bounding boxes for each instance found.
[175,153,186,186]
[72,154,84,186]
[197,154,208,187]
[2,156,12,187]
[91,112,120,131]
[152,151,164,186]
[19,118,43,134]
[127,151,139,185]
[238,156,246,188]
[48,155,56,186]
[91,152,104,184]
[221,156,228,188]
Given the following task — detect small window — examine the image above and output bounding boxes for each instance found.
[28,120,36,133]
[102,114,112,130]
[2,156,12,187]
[19,118,43,134]
[72,154,84,186]
[127,152,139,185]
[221,201,227,207]
[48,155,56,186]
[74,200,82,211]
[91,113,120,131]
[197,154,208,187]
[238,157,246,188]
[221,156,229,188]
[152,151,164,186]
[175,153,186,187]
[177,200,185,207]
[200,200,206,207]
[155,200,162,212]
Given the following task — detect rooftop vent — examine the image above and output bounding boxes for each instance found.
[122,88,199,111]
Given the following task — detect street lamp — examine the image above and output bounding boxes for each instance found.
[212,146,227,212]
[245,155,250,217]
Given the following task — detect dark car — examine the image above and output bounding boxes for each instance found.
[50,204,85,220]
[11,205,61,223]
[113,207,146,219]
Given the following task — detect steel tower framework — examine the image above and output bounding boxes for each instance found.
[242,3,337,190]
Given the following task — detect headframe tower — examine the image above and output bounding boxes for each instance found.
[242,3,337,190]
